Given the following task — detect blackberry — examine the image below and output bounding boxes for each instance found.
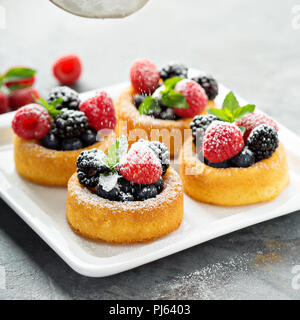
[134,94,146,109]
[47,86,80,110]
[191,74,219,100]
[80,128,98,147]
[247,124,279,161]
[230,147,255,168]
[190,115,219,144]
[155,107,179,121]
[160,62,188,81]
[77,149,108,188]
[144,140,170,175]
[41,132,61,150]
[136,185,158,201]
[62,138,82,151]
[52,108,88,139]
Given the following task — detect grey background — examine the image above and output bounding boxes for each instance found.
[0,0,300,300]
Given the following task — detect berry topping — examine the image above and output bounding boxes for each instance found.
[203,122,244,163]
[80,91,117,131]
[9,87,40,111]
[119,142,162,185]
[12,104,51,140]
[229,147,256,168]
[191,74,219,100]
[133,94,146,109]
[53,54,82,85]
[190,115,219,144]
[130,59,160,95]
[47,86,80,110]
[80,128,98,147]
[77,149,109,188]
[143,140,170,176]
[41,132,61,150]
[51,108,88,139]
[247,124,279,161]
[0,91,8,114]
[136,185,158,201]
[235,112,279,141]
[3,67,36,89]
[173,79,208,118]
[160,62,188,81]
[61,138,83,151]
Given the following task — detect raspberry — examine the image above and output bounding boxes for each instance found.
[53,54,82,85]
[203,122,244,163]
[130,58,160,95]
[0,91,8,114]
[5,75,35,89]
[235,112,279,141]
[47,86,80,110]
[119,142,162,185]
[173,80,208,118]
[8,87,40,110]
[12,104,51,139]
[80,91,116,131]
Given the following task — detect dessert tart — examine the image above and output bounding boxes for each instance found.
[115,59,217,158]
[180,91,289,206]
[66,137,184,243]
[12,86,117,186]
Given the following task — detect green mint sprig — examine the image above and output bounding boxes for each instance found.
[34,97,63,118]
[0,67,36,93]
[97,136,128,192]
[139,77,188,115]
[208,91,255,123]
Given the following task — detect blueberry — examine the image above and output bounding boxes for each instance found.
[61,138,83,151]
[153,178,164,193]
[136,185,158,201]
[134,94,146,109]
[118,178,136,194]
[80,128,98,147]
[204,158,230,168]
[120,192,135,202]
[230,147,256,168]
[41,133,61,150]
[96,185,120,201]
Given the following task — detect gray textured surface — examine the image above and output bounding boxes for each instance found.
[0,0,300,300]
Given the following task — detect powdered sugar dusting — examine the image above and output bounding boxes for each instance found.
[69,168,182,213]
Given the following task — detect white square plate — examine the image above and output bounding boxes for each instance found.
[0,82,299,277]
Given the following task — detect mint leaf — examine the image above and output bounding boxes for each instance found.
[208,108,232,122]
[222,91,240,112]
[3,67,36,83]
[139,96,159,115]
[161,87,188,109]
[208,92,256,123]
[232,104,255,120]
[164,77,183,90]
[98,172,119,192]
[34,97,62,118]
[106,136,128,168]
